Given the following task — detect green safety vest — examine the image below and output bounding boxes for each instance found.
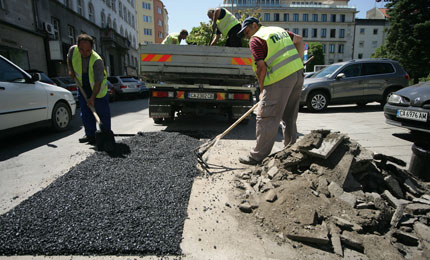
[252,26,303,86]
[162,33,180,45]
[216,9,240,36]
[72,46,108,98]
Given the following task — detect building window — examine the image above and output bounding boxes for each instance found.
[143,2,151,9]
[101,12,106,28]
[157,7,162,14]
[284,13,289,21]
[51,17,60,40]
[331,14,336,22]
[293,28,299,34]
[360,28,365,34]
[373,28,378,34]
[144,28,152,35]
[321,28,326,38]
[329,44,335,53]
[67,25,75,45]
[274,13,280,22]
[372,41,378,48]
[338,44,344,53]
[113,19,117,31]
[0,0,5,9]
[312,28,317,38]
[112,0,116,12]
[65,0,72,9]
[339,29,345,38]
[128,11,131,24]
[330,29,336,38]
[322,14,327,22]
[359,41,364,48]
[143,15,151,22]
[77,0,83,15]
[293,13,299,22]
[158,31,163,39]
[340,14,345,22]
[88,3,95,22]
[123,6,126,21]
[302,28,308,38]
[358,53,363,59]
[303,14,308,22]
[108,15,112,28]
[312,14,318,22]
[322,44,326,53]
[264,13,270,21]
[120,26,123,36]
[119,2,122,17]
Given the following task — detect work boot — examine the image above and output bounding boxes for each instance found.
[79,135,96,145]
[239,155,260,165]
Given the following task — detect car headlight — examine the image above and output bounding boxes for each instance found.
[388,94,409,105]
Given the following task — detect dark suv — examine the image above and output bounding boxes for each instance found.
[301,59,409,112]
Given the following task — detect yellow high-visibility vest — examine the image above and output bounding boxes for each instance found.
[162,33,180,45]
[72,46,108,98]
[216,9,240,37]
[252,26,303,86]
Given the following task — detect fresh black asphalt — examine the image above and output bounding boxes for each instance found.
[0,131,201,256]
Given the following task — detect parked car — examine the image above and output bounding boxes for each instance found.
[134,78,149,97]
[304,72,316,78]
[52,76,78,102]
[25,69,56,86]
[0,55,76,136]
[107,76,141,98]
[384,81,430,134]
[300,59,410,112]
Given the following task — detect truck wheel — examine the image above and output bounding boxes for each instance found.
[306,91,328,112]
[153,118,163,124]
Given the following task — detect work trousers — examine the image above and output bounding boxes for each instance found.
[78,93,111,137]
[250,69,304,161]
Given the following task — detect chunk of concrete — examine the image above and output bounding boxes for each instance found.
[405,203,430,215]
[414,222,430,242]
[339,192,357,208]
[329,223,343,257]
[403,178,419,196]
[393,230,419,246]
[303,132,346,159]
[317,176,330,197]
[384,175,404,199]
[413,198,430,205]
[328,181,344,198]
[341,231,364,253]
[267,166,278,179]
[286,231,330,245]
[264,189,277,202]
[300,209,318,225]
[422,194,430,201]
[239,201,253,214]
[382,190,409,209]
[333,217,362,232]
[391,203,407,228]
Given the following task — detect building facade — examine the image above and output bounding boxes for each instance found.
[137,0,156,44]
[353,18,388,60]
[222,0,357,65]
[152,0,167,44]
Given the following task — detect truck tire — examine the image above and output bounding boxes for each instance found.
[153,118,163,124]
[306,91,328,112]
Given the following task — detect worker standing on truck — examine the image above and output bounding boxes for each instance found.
[67,34,111,145]
[207,8,242,47]
[161,29,188,45]
[237,17,304,165]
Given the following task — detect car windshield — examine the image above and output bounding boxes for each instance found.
[313,64,342,78]
[120,77,137,82]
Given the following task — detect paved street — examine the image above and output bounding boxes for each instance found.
[0,98,415,260]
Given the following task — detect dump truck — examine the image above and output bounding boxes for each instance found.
[139,44,256,124]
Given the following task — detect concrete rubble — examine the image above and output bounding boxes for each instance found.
[234,129,430,259]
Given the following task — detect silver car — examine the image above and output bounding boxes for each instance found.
[300,59,410,112]
[107,76,141,98]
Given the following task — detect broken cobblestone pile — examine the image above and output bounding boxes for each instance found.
[0,132,200,256]
[235,129,430,259]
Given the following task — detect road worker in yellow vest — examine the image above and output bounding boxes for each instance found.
[237,17,305,165]
[207,8,242,47]
[162,29,188,45]
[67,34,111,145]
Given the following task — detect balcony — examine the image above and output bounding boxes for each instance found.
[101,28,129,51]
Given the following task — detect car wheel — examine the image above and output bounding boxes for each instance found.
[306,91,328,112]
[51,102,71,132]
[153,118,163,124]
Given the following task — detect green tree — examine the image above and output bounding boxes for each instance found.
[385,0,430,83]
[305,42,324,72]
[371,43,391,59]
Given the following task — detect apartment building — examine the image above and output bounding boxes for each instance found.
[137,0,156,44]
[222,0,357,64]
[153,0,168,43]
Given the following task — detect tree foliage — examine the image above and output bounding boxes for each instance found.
[384,0,430,83]
[305,42,325,72]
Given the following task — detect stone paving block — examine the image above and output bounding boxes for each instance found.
[341,231,364,253]
[384,175,404,199]
[303,132,346,159]
[393,230,419,246]
[405,203,430,215]
[414,222,430,242]
[329,223,343,257]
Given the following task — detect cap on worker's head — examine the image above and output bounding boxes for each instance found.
[237,17,260,35]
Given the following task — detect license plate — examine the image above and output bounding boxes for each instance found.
[188,92,214,99]
[397,109,428,122]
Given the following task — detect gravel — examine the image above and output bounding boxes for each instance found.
[0,131,201,256]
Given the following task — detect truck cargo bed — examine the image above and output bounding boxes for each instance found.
[140,44,255,86]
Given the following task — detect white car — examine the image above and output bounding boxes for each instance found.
[0,55,76,136]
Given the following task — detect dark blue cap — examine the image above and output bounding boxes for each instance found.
[237,17,260,35]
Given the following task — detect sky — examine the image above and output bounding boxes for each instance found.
[162,0,388,34]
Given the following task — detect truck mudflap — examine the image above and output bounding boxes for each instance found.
[149,104,172,119]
